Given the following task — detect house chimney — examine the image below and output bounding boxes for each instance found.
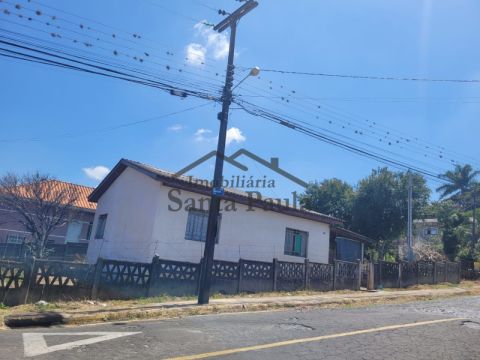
[270,157,279,168]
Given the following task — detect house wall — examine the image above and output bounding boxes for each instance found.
[86,168,331,265]
[86,167,162,263]
[0,207,94,245]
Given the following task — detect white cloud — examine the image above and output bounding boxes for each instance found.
[185,21,230,64]
[185,43,206,66]
[226,127,246,146]
[83,166,110,181]
[168,124,184,131]
[194,128,214,142]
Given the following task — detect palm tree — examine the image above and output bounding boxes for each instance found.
[437,164,479,259]
[437,164,479,201]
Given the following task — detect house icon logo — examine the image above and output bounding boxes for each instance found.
[174,148,308,188]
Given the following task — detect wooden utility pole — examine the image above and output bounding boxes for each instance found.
[197,0,258,305]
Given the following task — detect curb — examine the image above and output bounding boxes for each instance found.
[3,288,471,328]
[4,312,65,328]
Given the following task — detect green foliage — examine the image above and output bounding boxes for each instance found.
[0,303,8,310]
[437,164,479,202]
[434,200,469,260]
[300,179,354,225]
[301,168,431,260]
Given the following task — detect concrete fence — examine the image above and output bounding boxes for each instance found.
[0,257,461,306]
[372,260,461,289]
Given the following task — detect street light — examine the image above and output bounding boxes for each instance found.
[232,66,261,91]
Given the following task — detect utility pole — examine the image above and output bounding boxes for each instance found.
[472,188,477,257]
[407,171,414,261]
[197,0,258,305]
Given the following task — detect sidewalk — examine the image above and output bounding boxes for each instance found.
[3,284,478,329]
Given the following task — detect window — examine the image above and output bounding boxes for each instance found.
[6,234,25,244]
[66,221,82,243]
[86,222,93,240]
[95,214,108,239]
[185,209,220,243]
[336,237,362,262]
[424,227,438,236]
[284,228,308,257]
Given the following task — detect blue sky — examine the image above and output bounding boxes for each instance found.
[1,0,480,200]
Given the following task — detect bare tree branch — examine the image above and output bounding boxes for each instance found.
[0,172,78,258]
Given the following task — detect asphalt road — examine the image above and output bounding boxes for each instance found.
[2,296,480,360]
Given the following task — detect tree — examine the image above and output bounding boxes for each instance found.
[433,200,471,261]
[437,164,480,258]
[300,179,355,225]
[0,173,78,258]
[350,168,430,259]
[437,164,479,204]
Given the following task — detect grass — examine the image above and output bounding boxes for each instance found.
[1,280,478,330]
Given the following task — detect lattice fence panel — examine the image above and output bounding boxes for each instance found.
[401,262,418,287]
[278,261,305,280]
[0,261,26,289]
[380,261,399,288]
[418,261,434,284]
[34,260,93,287]
[101,260,151,286]
[334,260,358,290]
[242,260,273,280]
[335,261,357,280]
[309,263,333,282]
[212,260,239,280]
[435,262,446,283]
[446,262,460,283]
[156,259,199,282]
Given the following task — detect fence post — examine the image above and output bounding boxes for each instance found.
[367,262,375,290]
[304,258,310,290]
[398,261,402,288]
[379,261,383,288]
[332,260,337,291]
[90,257,104,300]
[457,262,461,283]
[237,258,244,294]
[356,260,362,290]
[416,261,420,285]
[272,258,279,291]
[196,258,204,295]
[444,261,448,283]
[433,262,437,284]
[23,256,36,304]
[147,255,160,297]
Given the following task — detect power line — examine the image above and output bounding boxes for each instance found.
[0,8,226,85]
[255,67,480,84]
[234,99,452,184]
[0,102,211,142]
[235,72,480,169]
[2,0,227,71]
[0,37,221,101]
[0,28,223,94]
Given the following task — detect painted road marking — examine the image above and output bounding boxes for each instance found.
[165,318,463,360]
[23,331,141,357]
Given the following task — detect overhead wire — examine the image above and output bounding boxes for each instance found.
[235,71,480,169]
[0,102,212,142]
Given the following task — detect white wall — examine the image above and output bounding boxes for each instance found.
[87,168,331,265]
[86,167,162,263]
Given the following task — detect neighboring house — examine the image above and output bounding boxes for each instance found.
[86,159,371,265]
[413,219,440,244]
[0,181,96,247]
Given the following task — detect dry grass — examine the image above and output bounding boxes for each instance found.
[1,280,479,330]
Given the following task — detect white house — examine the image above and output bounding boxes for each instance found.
[86,159,370,265]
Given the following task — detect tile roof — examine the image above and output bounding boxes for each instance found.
[15,180,96,211]
[48,180,96,210]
